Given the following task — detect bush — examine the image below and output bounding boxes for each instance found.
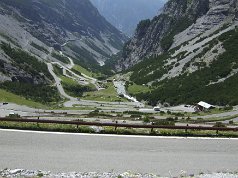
[167,110,172,114]
[213,122,226,128]
[154,120,175,126]
[143,117,150,123]
[224,106,233,111]
[6,113,20,119]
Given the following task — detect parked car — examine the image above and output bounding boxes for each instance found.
[153,106,160,111]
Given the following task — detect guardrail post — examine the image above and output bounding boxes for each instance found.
[185,124,188,133]
[151,122,154,133]
[77,119,79,129]
[37,117,39,127]
[115,121,118,131]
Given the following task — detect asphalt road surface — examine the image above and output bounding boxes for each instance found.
[0,129,237,176]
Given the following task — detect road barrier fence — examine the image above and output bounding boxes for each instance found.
[0,117,237,134]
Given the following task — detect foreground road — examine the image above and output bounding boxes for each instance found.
[0,130,237,176]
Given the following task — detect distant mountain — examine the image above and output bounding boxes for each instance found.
[90,0,166,36]
[118,0,238,106]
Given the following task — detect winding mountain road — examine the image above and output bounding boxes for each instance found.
[47,63,76,101]
[45,48,145,109]
[47,59,141,109]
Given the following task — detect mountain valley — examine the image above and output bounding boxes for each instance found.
[0,0,238,110]
[1,0,238,175]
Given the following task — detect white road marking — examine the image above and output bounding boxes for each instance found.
[0,128,237,140]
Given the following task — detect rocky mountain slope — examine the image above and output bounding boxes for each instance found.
[0,0,127,104]
[90,0,166,36]
[120,0,238,106]
[0,0,127,72]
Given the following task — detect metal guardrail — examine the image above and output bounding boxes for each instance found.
[0,117,237,132]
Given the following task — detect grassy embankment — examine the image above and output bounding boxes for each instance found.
[82,82,128,102]
[0,89,47,109]
[72,64,94,78]
[0,120,237,138]
[127,83,151,95]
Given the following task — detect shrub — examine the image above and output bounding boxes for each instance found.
[213,122,226,128]
[143,117,150,123]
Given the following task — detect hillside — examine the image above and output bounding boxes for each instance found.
[120,0,238,106]
[0,0,127,104]
[90,0,166,36]
[0,0,127,73]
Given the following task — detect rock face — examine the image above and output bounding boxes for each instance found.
[119,0,238,70]
[0,0,127,69]
[90,0,166,36]
[173,0,238,47]
[118,0,238,106]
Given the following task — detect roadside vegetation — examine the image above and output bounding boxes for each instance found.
[0,120,237,138]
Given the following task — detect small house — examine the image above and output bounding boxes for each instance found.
[195,101,215,112]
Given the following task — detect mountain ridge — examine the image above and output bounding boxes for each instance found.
[119,0,238,106]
